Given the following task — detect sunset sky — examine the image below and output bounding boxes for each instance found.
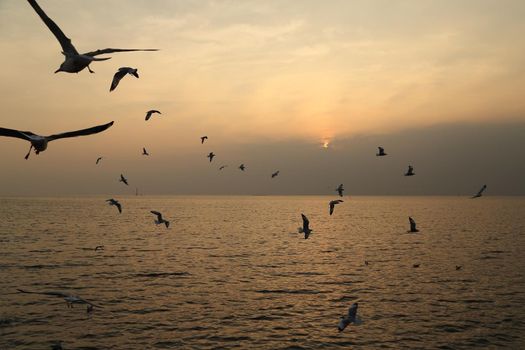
[0,0,524,195]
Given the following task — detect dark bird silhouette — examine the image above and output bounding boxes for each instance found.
[94,245,104,251]
[110,67,139,91]
[145,110,161,121]
[408,216,419,233]
[456,265,462,270]
[142,147,149,156]
[106,198,121,213]
[404,165,415,176]
[271,170,280,178]
[329,199,344,215]
[51,342,63,350]
[471,185,487,198]
[239,164,246,171]
[338,303,359,331]
[27,0,158,74]
[364,260,369,266]
[336,184,344,197]
[207,152,215,162]
[219,165,228,170]
[96,156,103,164]
[151,210,169,228]
[297,213,313,239]
[376,146,387,156]
[119,174,129,186]
[413,264,420,268]
[0,121,114,159]
[201,136,208,144]
[17,289,103,309]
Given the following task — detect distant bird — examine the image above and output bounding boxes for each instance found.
[404,165,415,176]
[145,110,161,121]
[27,0,158,74]
[329,199,344,215]
[219,165,228,170]
[376,147,387,156]
[336,184,344,197]
[151,211,170,228]
[338,303,359,332]
[201,136,208,144]
[297,213,313,239]
[471,185,487,198]
[408,216,419,233]
[0,121,114,159]
[17,289,103,309]
[96,157,103,165]
[207,152,215,162]
[110,67,139,91]
[51,341,63,350]
[271,171,280,178]
[413,264,420,268]
[456,265,462,271]
[142,147,149,156]
[106,199,121,213]
[86,304,94,313]
[119,174,129,186]
[364,260,369,266]
[94,246,104,251]
[239,164,246,171]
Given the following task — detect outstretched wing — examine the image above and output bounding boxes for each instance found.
[17,288,69,298]
[301,214,309,231]
[110,70,128,91]
[47,121,114,141]
[329,202,335,215]
[83,48,158,57]
[27,0,78,55]
[151,210,163,220]
[409,217,417,231]
[0,127,35,141]
[348,303,358,322]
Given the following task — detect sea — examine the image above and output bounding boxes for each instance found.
[1,196,524,349]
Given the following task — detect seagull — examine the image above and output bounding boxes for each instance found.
[376,147,387,156]
[142,147,149,156]
[207,152,215,162]
[239,164,246,171]
[110,67,139,91]
[271,170,280,178]
[17,289,103,309]
[96,156,103,165]
[94,245,104,251]
[0,121,114,159]
[408,217,419,233]
[145,110,161,121]
[219,165,228,170]
[413,263,420,268]
[297,213,313,239]
[336,184,344,197]
[338,303,359,332]
[471,185,487,198]
[329,199,344,215]
[456,265,462,270]
[106,199,121,213]
[405,165,415,176]
[201,136,208,144]
[27,0,158,74]
[364,260,369,266]
[151,211,170,228]
[119,174,129,186]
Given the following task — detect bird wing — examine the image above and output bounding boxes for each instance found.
[0,127,35,141]
[378,147,384,152]
[301,214,309,231]
[116,202,122,213]
[27,0,78,55]
[46,121,114,141]
[96,157,102,164]
[329,202,335,215]
[110,70,128,91]
[348,303,358,321]
[338,317,349,331]
[409,217,417,231]
[83,48,158,57]
[151,210,163,220]
[17,289,69,298]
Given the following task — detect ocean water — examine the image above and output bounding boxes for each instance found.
[1,196,524,349]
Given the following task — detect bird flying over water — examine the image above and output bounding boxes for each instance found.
[151,211,170,228]
[297,213,313,239]
[408,216,419,233]
[376,147,387,156]
[471,185,487,198]
[219,165,228,170]
[201,136,208,144]
[142,147,149,156]
[207,152,215,162]
[96,157,103,165]
[106,198,122,213]
[110,67,139,91]
[0,121,114,159]
[329,200,344,215]
[336,184,344,197]
[17,289,103,309]
[145,110,161,121]
[119,174,129,186]
[26,0,158,74]
[405,165,415,176]
[338,303,359,331]
[239,164,246,171]
[271,171,280,178]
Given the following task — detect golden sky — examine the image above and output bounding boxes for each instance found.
[0,0,524,195]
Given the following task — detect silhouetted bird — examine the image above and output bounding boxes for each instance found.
[106,199,122,213]
[219,165,228,170]
[471,185,487,198]
[329,200,344,215]
[297,213,313,239]
[110,67,138,91]
[336,184,344,197]
[94,246,104,251]
[51,341,63,350]
[17,289,103,309]
[119,174,129,186]
[456,265,462,271]
[338,303,359,332]
[408,216,419,232]
[413,264,420,268]
[151,211,170,228]
[271,171,280,178]
[239,164,246,171]
[145,110,161,121]
[96,157,103,164]
[142,147,149,156]
[405,165,415,176]
[0,121,114,159]
[27,0,157,74]
[364,260,369,266]
[376,146,387,156]
[201,136,208,144]
[207,152,215,162]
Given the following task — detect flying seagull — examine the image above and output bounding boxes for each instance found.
[405,165,415,176]
[201,136,208,144]
[110,67,139,91]
[151,210,170,228]
[106,198,121,213]
[0,121,114,159]
[145,110,161,121]
[119,174,129,186]
[271,171,280,178]
[27,0,158,74]
[94,245,104,251]
[17,289,103,309]
[408,216,419,233]
[336,184,344,197]
[219,165,228,170]
[142,147,149,156]
[413,263,420,268]
[456,265,462,270]
[96,156,103,165]
[297,213,313,239]
[376,147,387,156]
[471,184,487,198]
[239,164,246,171]
[338,303,359,332]
[207,152,215,162]
[329,199,344,215]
